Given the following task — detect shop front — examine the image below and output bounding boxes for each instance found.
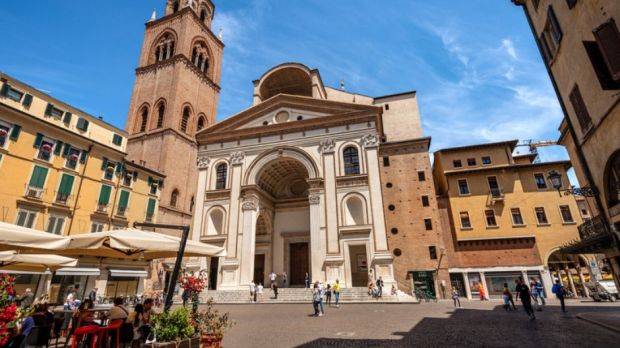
[449,266,550,300]
[410,270,436,297]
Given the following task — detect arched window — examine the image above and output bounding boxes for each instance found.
[200,9,208,23]
[156,103,165,128]
[344,196,365,225]
[172,1,179,13]
[139,107,148,132]
[170,189,179,208]
[197,117,206,131]
[607,151,620,207]
[191,43,209,73]
[343,146,360,175]
[154,33,175,63]
[215,163,227,189]
[180,107,190,133]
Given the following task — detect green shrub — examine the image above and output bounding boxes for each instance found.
[151,307,195,342]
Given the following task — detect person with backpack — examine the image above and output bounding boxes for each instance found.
[552,280,567,313]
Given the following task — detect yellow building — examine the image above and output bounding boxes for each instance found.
[433,140,592,298]
[0,73,165,302]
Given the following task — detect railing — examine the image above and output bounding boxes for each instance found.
[25,186,44,199]
[489,188,504,200]
[145,213,154,222]
[577,215,611,240]
[117,207,127,217]
[96,203,109,213]
[55,192,71,205]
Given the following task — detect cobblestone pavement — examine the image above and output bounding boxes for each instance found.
[214,299,620,348]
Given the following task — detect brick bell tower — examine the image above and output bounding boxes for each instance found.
[125,0,223,227]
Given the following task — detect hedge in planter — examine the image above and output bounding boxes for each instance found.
[145,307,197,347]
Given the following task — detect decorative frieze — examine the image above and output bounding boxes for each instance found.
[361,133,378,148]
[230,151,245,165]
[319,138,336,154]
[196,155,210,169]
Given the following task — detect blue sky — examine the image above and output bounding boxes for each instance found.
[0,1,576,182]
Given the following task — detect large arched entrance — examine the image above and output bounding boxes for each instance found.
[250,156,313,287]
[547,250,591,297]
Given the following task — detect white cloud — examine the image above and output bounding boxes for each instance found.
[502,38,518,60]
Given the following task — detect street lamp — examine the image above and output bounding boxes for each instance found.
[547,170,599,197]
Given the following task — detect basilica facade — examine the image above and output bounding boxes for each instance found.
[191,63,435,290]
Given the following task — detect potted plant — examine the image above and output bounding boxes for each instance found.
[178,274,206,314]
[146,307,199,348]
[194,298,235,348]
[0,274,30,346]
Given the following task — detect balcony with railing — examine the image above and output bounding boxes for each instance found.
[487,188,505,205]
[55,192,72,205]
[25,186,44,199]
[116,206,127,217]
[562,215,614,254]
[577,215,611,241]
[96,203,109,213]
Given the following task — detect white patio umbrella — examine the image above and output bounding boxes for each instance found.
[55,228,226,260]
[0,221,70,251]
[0,251,78,272]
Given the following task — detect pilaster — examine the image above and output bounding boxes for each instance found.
[320,139,339,254]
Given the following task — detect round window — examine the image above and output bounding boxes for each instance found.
[393,248,402,257]
[386,183,393,188]
[391,228,398,235]
[297,115,304,121]
[388,204,395,211]
[262,121,269,126]
[275,111,290,123]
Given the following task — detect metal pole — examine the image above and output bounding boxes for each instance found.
[133,222,190,311]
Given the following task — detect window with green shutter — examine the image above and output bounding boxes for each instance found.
[28,166,48,189]
[56,174,75,204]
[63,112,72,124]
[54,141,64,155]
[9,125,21,141]
[118,190,130,216]
[33,133,43,148]
[112,134,123,146]
[146,198,156,221]
[76,118,89,131]
[98,185,112,205]
[22,94,33,108]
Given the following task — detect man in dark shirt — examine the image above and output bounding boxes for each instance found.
[515,279,536,320]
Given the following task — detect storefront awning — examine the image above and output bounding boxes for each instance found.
[109,269,148,278]
[55,267,101,276]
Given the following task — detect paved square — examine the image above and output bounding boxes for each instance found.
[215,300,620,347]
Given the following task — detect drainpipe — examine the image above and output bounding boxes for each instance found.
[107,161,123,230]
[67,144,94,235]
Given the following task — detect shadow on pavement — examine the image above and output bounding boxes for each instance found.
[295,305,620,348]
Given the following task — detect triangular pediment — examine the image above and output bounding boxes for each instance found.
[199,94,380,136]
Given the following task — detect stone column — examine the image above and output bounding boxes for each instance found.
[540,268,554,299]
[227,152,244,259]
[192,155,210,242]
[319,139,339,254]
[362,134,388,252]
[239,198,258,286]
[479,272,489,300]
[565,266,577,296]
[165,43,172,59]
[462,272,472,300]
[308,193,324,281]
[521,270,529,284]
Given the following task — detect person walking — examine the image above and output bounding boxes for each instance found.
[312,282,321,317]
[249,280,257,303]
[272,281,279,299]
[304,272,310,289]
[376,276,384,298]
[87,287,98,303]
[451,287,461,308]
[181,288,190,307]
[478,283,487,301]
[257,282,264,302]
[552,280,567,313]
[269,271,277,287]
[533,278,546,305]
[334,279,341,308]
[515,279,536,320]
[502,283,514,311]
[325,283,332,306]
[282,272,288,288]
[318,282,325,315]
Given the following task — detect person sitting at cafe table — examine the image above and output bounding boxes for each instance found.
[108,297,129,320]
[142,298,154,323]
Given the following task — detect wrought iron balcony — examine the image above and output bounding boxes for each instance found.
[577,215,611,241]
[96,203,109,213]
[489,188,505,200]
[25,186,44,199]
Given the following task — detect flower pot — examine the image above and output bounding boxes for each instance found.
[142,337,200,348]
[200,334,223,348]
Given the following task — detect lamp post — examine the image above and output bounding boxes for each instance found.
[547,170,599,197]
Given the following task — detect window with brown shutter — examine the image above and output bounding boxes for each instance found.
[583,41,620,90]
[569,84,592,132]
[593,18,620,81]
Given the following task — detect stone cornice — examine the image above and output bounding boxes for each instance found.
[135,55,220,92]
[378,136,432,155]
[127,127,198,147]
